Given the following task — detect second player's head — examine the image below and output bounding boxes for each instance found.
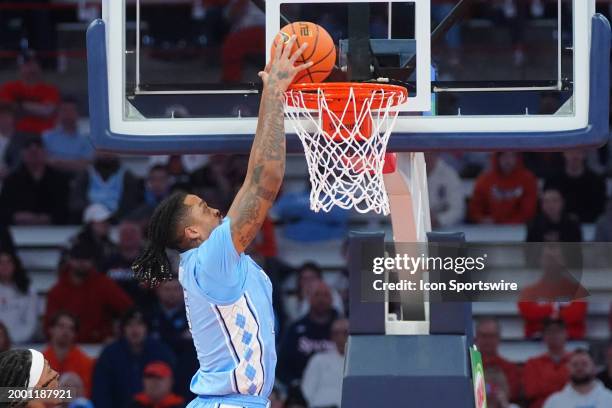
[132,191,221,285]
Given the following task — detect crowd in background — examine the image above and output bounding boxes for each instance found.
[1,1,612,408]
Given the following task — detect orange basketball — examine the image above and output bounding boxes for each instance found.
[271,22,336,84]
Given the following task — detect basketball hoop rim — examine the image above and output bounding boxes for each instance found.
[286,82,408,111]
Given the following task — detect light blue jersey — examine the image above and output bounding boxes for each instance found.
[179,218,276,408]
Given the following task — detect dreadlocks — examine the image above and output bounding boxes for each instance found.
[0,349,32,408]
[132,191,190,286]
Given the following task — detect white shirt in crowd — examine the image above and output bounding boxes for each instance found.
[301,348,344,408]
[0,283,38,343]
[427,157,465,227]
[543,380,612,408]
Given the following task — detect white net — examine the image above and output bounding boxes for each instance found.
[284,84,406,215]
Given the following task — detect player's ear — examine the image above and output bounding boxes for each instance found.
[183,225,200,241]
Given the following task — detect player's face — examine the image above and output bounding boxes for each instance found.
[183,194,222,243]
[35,360,60,389]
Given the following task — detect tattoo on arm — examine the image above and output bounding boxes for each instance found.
[229,66,291,251]
[230,166,278,248]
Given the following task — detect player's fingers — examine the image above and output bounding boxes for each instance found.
[281,35,297,60]
[293,61,314,73]
[272,37,284,61]
[289,42,309,64]
[258,71,269,84]
[263,60,272,73]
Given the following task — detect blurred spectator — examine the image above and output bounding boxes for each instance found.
[59,372,94,408]
[43,312,94,396]
[485,367,521,408]
[284,263,345,323]
[130,362,185,408]
[441,152,490,179]
[42,97,93,173]
[0,104,23,179]
[425,152,465,228]
[269,387,285,408]
[102,221,155,308]
[519,244,587,339]
[475,318,522,402]
[522,319,572,408]
[273,183,349,242]
[284,386,308,408]
[301,318,348,408]
[45,242,133,343]
[128,165,175,225]
[594,199,612,242]
[544,150,606,223]
[0,135,70,225]
[0,225,15,256]
[190,154,234,211]
[278,281,337,387]
[0,103,41,175]
[0,321,11,352]
[526,186,582,242]
[0,250,37,343]
[71,204,118,271]
[543,349,612,408]
[0,52,59,134]
[149,155,204,190]
[249,216,278,258]
[221,0,266,83]
[468,152,537,224]
[597,341,612,390]
[0,104,10,178]
[70,152,143,222]
[92,309,176,408]
[146,279,190,354]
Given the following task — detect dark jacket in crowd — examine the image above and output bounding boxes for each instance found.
[72,225,119,271]
[146,303,190,354]
[0,164,70,224]
[102,252,156,309]
[526,213,583,242]
[92,337,176,408]
[277,310,338,387]
[0,224,15,254]
[545,170,606,223]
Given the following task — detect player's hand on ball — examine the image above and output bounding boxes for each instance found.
[259,35,313,92]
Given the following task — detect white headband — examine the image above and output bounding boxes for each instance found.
[27,349,44,388]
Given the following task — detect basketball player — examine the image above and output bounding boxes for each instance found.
[0,349,60,405]
[131,36,312,408]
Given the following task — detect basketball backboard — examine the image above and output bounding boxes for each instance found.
[87,0,610,154]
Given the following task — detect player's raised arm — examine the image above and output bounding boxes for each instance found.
[227,36,312,253]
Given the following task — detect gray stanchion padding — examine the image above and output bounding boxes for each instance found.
[427,232,473,341]
[348,231,385,335]
[342,335,474,407]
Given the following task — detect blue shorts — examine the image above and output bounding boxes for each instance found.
[186,395,270,408]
